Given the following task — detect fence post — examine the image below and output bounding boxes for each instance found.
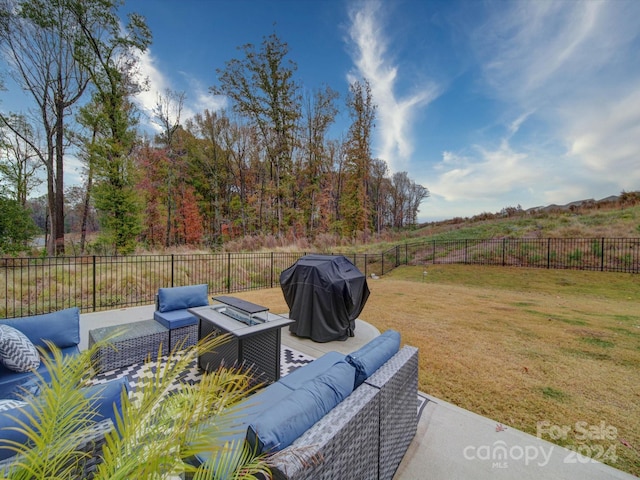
[171,254,175,287]
[396,245,400,267]
[92,256,96,312]
[601,238,605,271]
[381,252,384,275]
[227,253,231,293]
[465,239,468,264]
[547,238,551,269]
[405,243,408,265]
[271,252,274,288]
[432,240,436,264]
[364,254,367,277]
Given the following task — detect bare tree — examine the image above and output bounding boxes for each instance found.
[300,85,339,236]
[0,0,90,254]
[0,113,43,206]
[390,171,429,228]
[153,89,185,247]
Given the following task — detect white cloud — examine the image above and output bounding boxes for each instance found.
[474,1,617,106]
[422,0,640,221]
[133,49,226,133]
[179,74,227,122]
[476,0,640,159]
[431,140,539,203]
[565,87,640,185]
[346,0,439,172]
[133,49,170,131]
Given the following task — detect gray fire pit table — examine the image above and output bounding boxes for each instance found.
[188,296,294,384]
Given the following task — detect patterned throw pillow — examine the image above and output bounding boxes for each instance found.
[0,325,41,373]
[0,399,27,412]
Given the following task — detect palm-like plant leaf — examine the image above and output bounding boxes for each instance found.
[1,333,271,479]
[1,341,108,479]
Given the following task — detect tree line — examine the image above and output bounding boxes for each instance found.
[0,0,428,255]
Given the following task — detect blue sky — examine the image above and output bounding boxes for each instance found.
[5,0,640,222]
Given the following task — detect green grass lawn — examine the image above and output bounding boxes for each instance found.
[238,265,640,476]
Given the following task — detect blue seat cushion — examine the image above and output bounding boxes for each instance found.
[346,329,401,388]
[0,376,128,461]
[0,346,80,399]
[246,360,356,454]
[154,309,198,329]
[157,284,208,313]
[277,350,345,390]
[84,376,129,425]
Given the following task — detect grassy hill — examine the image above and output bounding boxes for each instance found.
[415,195,640,240]
[336,203,640,256]
[411,203,640,242]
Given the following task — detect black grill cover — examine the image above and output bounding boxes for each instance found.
[280,255,370,342]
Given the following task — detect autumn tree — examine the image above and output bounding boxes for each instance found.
[152,89,187,247]
[135,142,167,248]
[213,32,301,236]
[297,85,339,236]
[342,79,376,238]
[70,0,151,254]
[175,185,204,245]
[220,115,259,236]
[185,109,232,242]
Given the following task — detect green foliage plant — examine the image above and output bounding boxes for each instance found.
[0,196,39,255]
[0,334,270,479]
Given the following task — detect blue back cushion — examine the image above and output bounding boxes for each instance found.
[247,360,356,453]
[277,351,345,391]
[0,307,80,350]
[192,381,294,470]
[157,284,209,313]
[346,330,401,388]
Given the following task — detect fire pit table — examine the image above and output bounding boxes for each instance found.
[188,296,294,384]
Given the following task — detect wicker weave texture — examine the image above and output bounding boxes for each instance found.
[0,419,113,479]
[169,323,199,351]
[89,320,169,373]
[242,330,280,383]
[199,319,282,385]
[270,383,380,480]
[270,346,419,480]
[366,346,419,480]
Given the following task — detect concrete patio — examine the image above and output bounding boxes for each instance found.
[80,305,638,480]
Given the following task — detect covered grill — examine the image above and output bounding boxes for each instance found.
[279,254,370,342]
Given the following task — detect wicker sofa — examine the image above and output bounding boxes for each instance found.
[192,330,419,480]
[0,308,128,477]
[0,307,81,398]
[270,344,419,480]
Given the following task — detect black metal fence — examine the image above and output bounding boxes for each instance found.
[1,252,303,318]
[398,237,640,272]
[2,237,639,318]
